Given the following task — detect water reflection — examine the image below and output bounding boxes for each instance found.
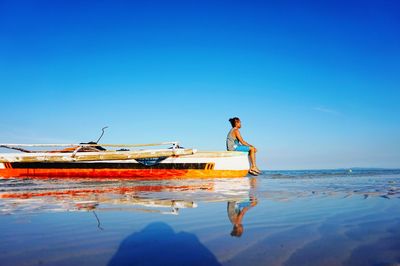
[1,171,400,266]
[227,196,257,237]
[0,177,258,236]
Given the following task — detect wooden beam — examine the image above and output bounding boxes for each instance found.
[0,149,196,163]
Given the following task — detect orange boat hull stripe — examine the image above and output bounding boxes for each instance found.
[0,169,248,179]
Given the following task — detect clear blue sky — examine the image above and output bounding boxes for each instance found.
[1,0,399,169]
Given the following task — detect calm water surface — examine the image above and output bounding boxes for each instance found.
[1,169,400,266]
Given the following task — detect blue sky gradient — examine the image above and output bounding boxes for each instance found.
[1,0,399,169]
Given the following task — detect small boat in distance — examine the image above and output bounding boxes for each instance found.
[0,142,250,179]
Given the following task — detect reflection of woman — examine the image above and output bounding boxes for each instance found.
[227,195,258,237]
[227,177,258,237]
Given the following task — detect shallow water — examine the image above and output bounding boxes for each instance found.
[1,169,400,266]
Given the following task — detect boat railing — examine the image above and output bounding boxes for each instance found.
[0,141,180,148]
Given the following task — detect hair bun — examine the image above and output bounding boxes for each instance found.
[228,117,240,127]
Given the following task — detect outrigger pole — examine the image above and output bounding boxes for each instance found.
[0,145,33,153]
[0,141,180,148]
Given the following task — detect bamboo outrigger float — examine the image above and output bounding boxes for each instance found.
[0,141,250,179]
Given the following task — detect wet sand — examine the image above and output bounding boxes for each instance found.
[0,169,399,265]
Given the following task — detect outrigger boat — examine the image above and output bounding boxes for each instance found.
[0,141,250,179]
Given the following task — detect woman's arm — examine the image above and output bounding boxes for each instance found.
[234,129,252,146]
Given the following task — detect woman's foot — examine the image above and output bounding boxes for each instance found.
[251,167,262,174]
[248,169,259,176]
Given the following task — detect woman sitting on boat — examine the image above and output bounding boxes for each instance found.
[226,117,261,175]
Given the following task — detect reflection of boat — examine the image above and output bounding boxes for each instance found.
[0,142,249,179]
[0,178,254,215]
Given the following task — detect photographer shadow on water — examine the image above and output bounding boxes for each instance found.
[108,222,221,266]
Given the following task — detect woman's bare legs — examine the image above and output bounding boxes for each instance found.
[249,147,261,173]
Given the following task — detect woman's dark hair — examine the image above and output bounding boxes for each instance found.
[229,117,240,128]
[230,224,243,237]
